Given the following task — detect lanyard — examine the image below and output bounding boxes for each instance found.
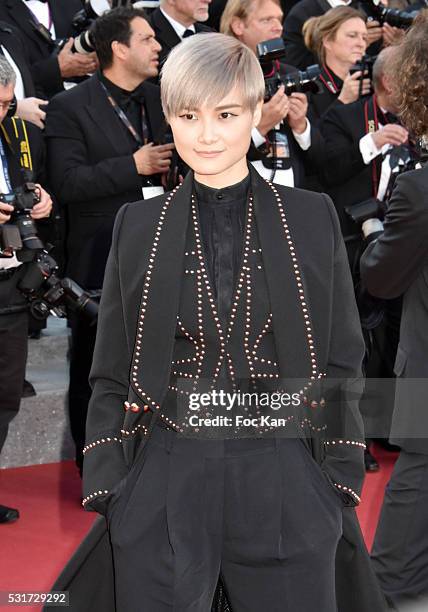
[364,95,387,198]
[0,136,12,194]
[99,81,146,147]
[320,65,340,95]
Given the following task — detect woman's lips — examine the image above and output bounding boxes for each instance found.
[195,150,224,158]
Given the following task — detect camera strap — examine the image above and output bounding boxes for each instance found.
[99,81,147,147]
[319,65,341,95]
[0,118,33,175]
[0,136,12,194]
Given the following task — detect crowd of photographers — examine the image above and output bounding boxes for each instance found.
[0,0,427,608]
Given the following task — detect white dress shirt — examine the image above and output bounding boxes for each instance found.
[251,119,312,186]
[1,46,25,99]
[159,8,195,39]
[21,0,56,39]
[359,125,392,201]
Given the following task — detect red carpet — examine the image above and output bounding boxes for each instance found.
[0,445,397,611]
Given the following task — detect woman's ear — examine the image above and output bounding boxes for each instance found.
[252,99,263,128]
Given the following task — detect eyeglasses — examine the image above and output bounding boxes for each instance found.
[0,101,12,111]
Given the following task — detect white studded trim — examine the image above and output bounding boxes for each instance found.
[300,417,327,432]
[131,185,181,409]
[267,180,319,380]
[325,440,366,449]
[121,423,148,437]
[332,482,361,504]
[82,436,122,455]
[82,489,109,507]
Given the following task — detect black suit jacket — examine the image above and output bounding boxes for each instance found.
[0,0,83,99]
[0,21,37,98]
[149,8,213,70]
[360,165,428,454]
[44,169,388,612]
[318,96,381,241]
[45,74,165,289]
[283,0,332,70]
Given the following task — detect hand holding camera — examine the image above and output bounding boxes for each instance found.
[338,71,371,104]
[133,142,175,176]
[30,185,53,220]
[256,85,290,136]
[371,125,409,150]
[58,38,98,78]
[287,92,309,134]
[0,201,14,225]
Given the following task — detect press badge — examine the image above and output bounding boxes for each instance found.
[142,186,165,199]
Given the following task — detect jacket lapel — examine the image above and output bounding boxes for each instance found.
[5,0,45,49]
[130,172,194,408]
[142,81,166,143]
[250,167,317,385]
[85,76,137,155]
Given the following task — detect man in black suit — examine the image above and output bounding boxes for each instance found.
[149,0,213,71]
[0,56,52,523]
[360,20,428,608]
[221,0,324,188]
[319,47,411,471]
[45,7,173,473]
[0,0,98,99]
[319,47,409,262]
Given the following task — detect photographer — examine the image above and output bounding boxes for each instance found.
[45,7,172,474]
[0,0,98,99]
[0,57,52,524]
[319,46,409,262]
[303,6,371,124]
[221,0,324,187]
[360,15,428,608]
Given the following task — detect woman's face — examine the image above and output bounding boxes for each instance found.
[168,86,262,188]
[323,18,368,67]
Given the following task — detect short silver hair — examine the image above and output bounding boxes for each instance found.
[160,32,265,118]
[0,56,16,88]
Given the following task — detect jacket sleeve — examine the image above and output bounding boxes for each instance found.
[360,170,428,299]
[319,194,366,506]
[282,12,316,70]
[318,106,367,187]
[82,204,132,513]
[45,95,140,205]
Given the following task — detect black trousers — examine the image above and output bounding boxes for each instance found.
[68,314,97,471]
[106,427,343,612]
[0,311,28,454]
[371,450,428,609]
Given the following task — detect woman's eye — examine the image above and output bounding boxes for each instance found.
[220,112,235,119]
[179,113,197,120]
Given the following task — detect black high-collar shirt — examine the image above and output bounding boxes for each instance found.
[194,174,250,327]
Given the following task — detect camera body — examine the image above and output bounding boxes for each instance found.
[360,0,419,29]
[0,185,98,321]
[0,183,44,254]
[257,38,322,101]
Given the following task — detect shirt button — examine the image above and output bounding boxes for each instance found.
[216,193,224,200]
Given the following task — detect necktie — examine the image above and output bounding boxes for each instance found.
[182,29,195,38]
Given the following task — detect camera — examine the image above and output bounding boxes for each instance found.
[0,183,44,252]
[0,185,98,322]
[257,38,322,101]
[17,250,99,322]
[350,54,376,82]
[360,0,419,29]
